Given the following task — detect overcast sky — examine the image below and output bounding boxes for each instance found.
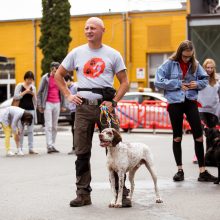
[0,0,187,21]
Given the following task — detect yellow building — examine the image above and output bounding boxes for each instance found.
[0,9,187,101]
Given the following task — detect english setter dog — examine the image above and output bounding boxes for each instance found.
[99,128,163,208]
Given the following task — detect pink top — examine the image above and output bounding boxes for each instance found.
[46,75,60,103]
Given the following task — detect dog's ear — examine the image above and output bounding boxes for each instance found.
[112,128,122,146]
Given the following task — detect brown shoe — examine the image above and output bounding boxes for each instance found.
[70,194,92,207]
[68,149,75,155]
[122,196,132,207]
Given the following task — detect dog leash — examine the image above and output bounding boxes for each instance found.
[100,105,119,128]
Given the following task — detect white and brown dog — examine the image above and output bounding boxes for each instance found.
[99,128,163,208]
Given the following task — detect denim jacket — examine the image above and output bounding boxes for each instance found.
[154,59,208,104]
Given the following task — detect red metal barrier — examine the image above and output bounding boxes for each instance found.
[116,101,140,130]
[117,100,192,132]
[141,100,171,129]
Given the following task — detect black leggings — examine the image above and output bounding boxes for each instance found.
[168,98,205,167]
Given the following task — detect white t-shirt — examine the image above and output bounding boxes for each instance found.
[198,81,220,118]
[0,106,24,133]
[61,44,126,100]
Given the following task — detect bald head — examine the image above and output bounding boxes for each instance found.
[86,17,105,29]
[84,17,105,48]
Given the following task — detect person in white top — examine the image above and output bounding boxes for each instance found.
[192,59,220,164]
[0,106,33,156]
[198,58,220,128]
[55,17,129,207]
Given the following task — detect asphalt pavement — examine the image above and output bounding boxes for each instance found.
[0,125,219,220]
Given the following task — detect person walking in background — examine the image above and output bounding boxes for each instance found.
[55,17,129,207]
[37,62,66,154]
[64,73,77,155]
[13,71,38,155]
[154,40,217,182]
[0,106,33,156]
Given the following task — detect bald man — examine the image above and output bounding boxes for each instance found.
[55,17,130,207]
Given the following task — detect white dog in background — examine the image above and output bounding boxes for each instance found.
[99,128,163,208]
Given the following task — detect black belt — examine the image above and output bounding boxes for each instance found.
[81,98,103,106]
[77,88,103,95]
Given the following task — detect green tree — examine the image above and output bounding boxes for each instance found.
[39,0,72,74]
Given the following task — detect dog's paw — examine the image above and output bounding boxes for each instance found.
[109,203,115,208]
[109,198,116,208]
[114,203,122,208]
[156,198,163,203]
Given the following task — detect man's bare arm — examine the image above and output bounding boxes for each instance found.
[113,70,129,102]
[101,70,129,112]
[55,65,82,105]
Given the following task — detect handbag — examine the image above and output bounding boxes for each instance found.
[11,98,20,107]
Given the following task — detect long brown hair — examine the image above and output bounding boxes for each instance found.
[203,58,217,86]
[170,40,197,73]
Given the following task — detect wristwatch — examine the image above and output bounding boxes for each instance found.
[111,100,117,107]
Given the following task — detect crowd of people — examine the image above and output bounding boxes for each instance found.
[0,64,76,156]
[0,17,219,208]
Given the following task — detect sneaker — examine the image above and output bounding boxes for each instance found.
[29,149,38,155]
[47,147,53,154]
[51,147,59,153]
[192,155,198,164]
[47,147,59,154]
[6,151,15,157]
[173,169,184,181]
[68,149,75,155]
[17,149,24,156]
[198,170,217,182]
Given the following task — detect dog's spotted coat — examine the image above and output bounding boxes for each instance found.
[99,128,163,208]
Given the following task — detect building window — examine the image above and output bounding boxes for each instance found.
[0,58,15,102]
[189,25,220,73]
[148,53,173,91]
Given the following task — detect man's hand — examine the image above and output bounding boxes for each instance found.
[100,101,114,112]
[66,94,83,105]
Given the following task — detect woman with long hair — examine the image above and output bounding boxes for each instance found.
[198,58,220,128]
[194,58,220,165]
[154,40,217,182]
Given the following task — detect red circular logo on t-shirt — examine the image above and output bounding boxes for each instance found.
[83,58,105,78]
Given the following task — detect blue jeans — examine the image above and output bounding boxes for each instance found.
[19,110,35,150]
